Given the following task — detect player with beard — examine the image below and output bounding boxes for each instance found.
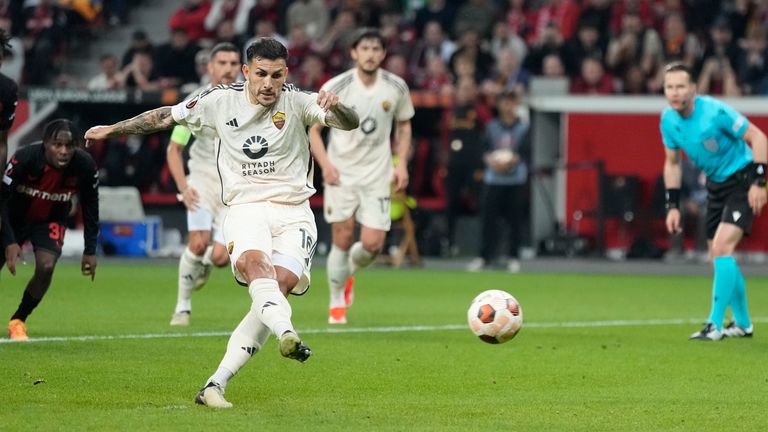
[309,28,414,324]
[85,37,358,407]
[166,43,241,327]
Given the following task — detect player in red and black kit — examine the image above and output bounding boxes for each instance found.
[2,119,99,341]
[0,28,19,168]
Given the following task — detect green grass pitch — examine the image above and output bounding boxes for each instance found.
[1,262,767,431]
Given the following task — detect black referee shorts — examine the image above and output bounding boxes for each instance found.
[705,166,754,239]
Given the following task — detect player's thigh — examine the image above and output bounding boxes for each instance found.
[223,203,274,284]
[357,181,392,231]
[323,184,359,224]
[187,205,214,232]
[29,222,65,258]
[272,203,317,295]
[721,187,753,235]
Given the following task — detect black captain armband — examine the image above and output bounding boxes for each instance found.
[751,162,767,187]
[665,188,681,211]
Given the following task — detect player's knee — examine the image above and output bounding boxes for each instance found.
[361,237,385,254]
[211,250,229,268]
[710,243,733,258]
[235,252,274,281]
[35,260,57,276]
[188,239,207,256]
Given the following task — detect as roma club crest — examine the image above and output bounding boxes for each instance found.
[227,241,234,255]
[272,112,286,130]
[382,100,391,112]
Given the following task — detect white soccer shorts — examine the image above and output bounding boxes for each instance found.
[186,174,226,244]
[223,201,317,295]
[323,181,392,231]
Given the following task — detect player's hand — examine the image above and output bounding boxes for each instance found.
[392,162,409,192]
[5,244,21,276]
[665,208,682,235]
[81,255,97,281]
[316,90,339,111]
[181,186,200,210]
[84,125,112,148]
[748,184,767,216]
[323,164,341,186]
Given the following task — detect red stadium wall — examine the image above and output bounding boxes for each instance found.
[565,113,768,252]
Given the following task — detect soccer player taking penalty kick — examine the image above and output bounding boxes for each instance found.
[661,62,768,341]
[84,38,359,407]
[309,28,414,324]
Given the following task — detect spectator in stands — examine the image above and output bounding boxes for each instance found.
[489,21,527,63]
[621,64,649,94]
[22,0,69,85]
[168,0,213,43]
[286,0,329,40]
[415,55,453,95]
[609,0,654,35]
[444,77,490,256]
[697,55,741,96]
[467,90,530,273]
[570,56,615,94]
[245,0,280,35]
[294,53,329,92]
[311,9,358,75]
[577,0,611,38]
[736,26,768,95]
[528,0,580,45]
[153,27,200,89]
[122,49,160,91]
[453,0,496,40]
[384,53,411,86]
[503,0,532,42]
[87,54,125,90]
[481,48,529,99]
[523,22,566,76]
[194,48,211,87]
[449,30,495,83]
[647,13,700,82]
[697,16,740,74]
[541,52,567,77]
[204,0,253,37]
[408,20,456,80]
[121,30,153,67]
[0,16,22,83]
[104,0,128,26]
[286,26,312,71]
[413,0,456,38]
[562,19,606,78]
[605,11,655,79]
[211,18,246,52]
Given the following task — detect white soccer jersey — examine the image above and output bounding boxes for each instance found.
[320,68,415,186]
[183,85,218,180]
[171,81,327,206]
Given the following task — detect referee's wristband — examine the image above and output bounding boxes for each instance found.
[665,188,681,211]
[751,162,767,187]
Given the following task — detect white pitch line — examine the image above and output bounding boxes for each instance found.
[2,317,766,344]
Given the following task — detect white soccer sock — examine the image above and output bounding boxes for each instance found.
[201,244,214,266]
[327,245,350,309]
[210,309,272,388]
[248,278,294,337]
[175,247,202,313]
[349,241,376,274]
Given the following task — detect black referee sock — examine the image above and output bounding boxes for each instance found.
[10,290,43,322]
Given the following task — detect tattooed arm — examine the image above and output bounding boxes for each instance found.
[326,103,359,131]
[84,107,176,146]
[316,90,359,131]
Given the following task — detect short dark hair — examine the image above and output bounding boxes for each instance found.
[246,38,288,63]
[664,62,694,82]
[351,27,385,49]
[43,119,81,147]
[210,42,241,61]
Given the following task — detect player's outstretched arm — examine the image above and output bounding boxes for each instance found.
[84,107,177,146]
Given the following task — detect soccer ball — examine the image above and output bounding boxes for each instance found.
[467,290,523,344]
